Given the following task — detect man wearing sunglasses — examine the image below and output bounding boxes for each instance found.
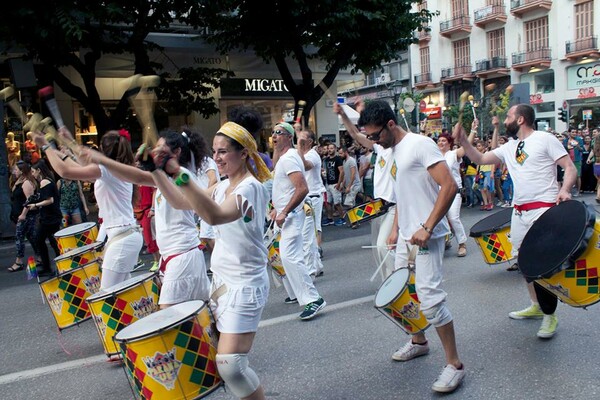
[455,104,576,341]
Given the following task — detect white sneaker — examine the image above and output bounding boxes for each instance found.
[432,364,466,393]
[391,340,429,361]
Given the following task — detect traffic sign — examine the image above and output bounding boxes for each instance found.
[563,100,569,110]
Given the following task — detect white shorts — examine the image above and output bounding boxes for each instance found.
[159,247,210,305]
[325,184,342,205]
[209,273,269,334]
[510,207,551,258]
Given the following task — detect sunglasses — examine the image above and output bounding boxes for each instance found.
[366,125,386,141]
[515,140,525,160]
[272,129,291,136]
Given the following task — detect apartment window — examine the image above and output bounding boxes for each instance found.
[488,29,506,58]
[486,0,504,5]
[453,39,471,67]
[525,17,549,51]
[451,0,469,17]
[420,47,430,75]
[575,1,594,39]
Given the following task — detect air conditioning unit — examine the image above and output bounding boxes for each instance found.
[380,73,391,83]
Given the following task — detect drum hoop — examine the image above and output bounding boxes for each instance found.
[374,268,410,308]
[54,222,97,238]
[469,208,513,238]
[114,301,207,343]
[54,244,99,261]
[88,272,157,302]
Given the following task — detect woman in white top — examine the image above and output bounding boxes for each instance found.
[151,121,271,400]
[33,129,143,289]
[196,155,220,252]
[82,129,211,308]
[437,121,477,257]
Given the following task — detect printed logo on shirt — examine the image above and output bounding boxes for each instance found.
[378,157,386,168]
[390,160,397,180]
[515,149,528,165]
[156,193,163,206]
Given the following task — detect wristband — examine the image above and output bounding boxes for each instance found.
[174,171,190,186]
[61,154,69,161]
[41,144,51,152]
[420,223,433,234]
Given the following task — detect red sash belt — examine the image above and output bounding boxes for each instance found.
[159,244,203,273]
[513,201,555,212]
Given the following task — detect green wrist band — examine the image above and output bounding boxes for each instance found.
[174,171,190,186]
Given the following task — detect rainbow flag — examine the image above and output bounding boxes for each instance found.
[26,256,37,280]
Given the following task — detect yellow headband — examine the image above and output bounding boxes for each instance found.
[218,121,271,182]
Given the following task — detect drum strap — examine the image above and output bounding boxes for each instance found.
[102,226,140,258]
[513,201,555,213]
[159,244,203,273]
[210,283,228,303]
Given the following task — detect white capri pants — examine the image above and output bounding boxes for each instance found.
[446,193,467,245]
[510,207,551,259]
[302,201,323,277]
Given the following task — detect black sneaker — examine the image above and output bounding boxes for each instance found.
[299,297,326,320]
[322,218,334,226]
[284,297,298,304]
[318,247,323,259]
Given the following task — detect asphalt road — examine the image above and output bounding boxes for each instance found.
[1,195,600,399]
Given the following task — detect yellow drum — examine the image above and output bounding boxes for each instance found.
[39,261,102,330]
[54,241,104,274]
[519,200,600,308]
[114,300,222,399]
[86,272,161,357]
[266,231,285,277]
[54,222,99,254]
[469,208,514,265]
[346,198,385,227]
[374,267,430,335]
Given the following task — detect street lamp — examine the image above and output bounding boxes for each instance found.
[388,80,404,117]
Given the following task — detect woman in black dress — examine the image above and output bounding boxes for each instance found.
[581,135,596,193]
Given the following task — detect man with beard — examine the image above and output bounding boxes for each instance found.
[360,100,465,394]
[454,104,576,340]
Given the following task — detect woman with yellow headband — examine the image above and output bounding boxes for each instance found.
[151,121,269,400]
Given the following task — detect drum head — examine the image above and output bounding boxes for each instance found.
[469,208,513,237]
[54,222,97,238]
[54,241,102,261]
[374,268,409,307]
[518,201,594,279]
[87,272,156,302]
[115,300,205,342]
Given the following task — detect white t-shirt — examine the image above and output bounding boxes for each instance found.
[95,165,136,229]
[303,148,326,196]
[211,176,269,287]
[391,133,450,240]
[343,156,361,187]
[154,166,201,256]
[360,153,374,180]
[372,143,396,203]
[444,149,463,189]
[272,149,306,214]
[197,156,219,189]
[492,130,567,205]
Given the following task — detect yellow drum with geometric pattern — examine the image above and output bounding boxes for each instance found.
[346,198,385,227]
[86,272,160,357]
[469,208,514,265]
[266,231,285,277]
[54,222,99,254]
[114,300,222,400]
[54,242,103,274]
[39,261,102,330]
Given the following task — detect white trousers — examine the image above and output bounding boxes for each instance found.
[302,204,323,276]
[280,211,320,306]
[510,207,551,258]
[370,207,396,281]
[446,193,467,245]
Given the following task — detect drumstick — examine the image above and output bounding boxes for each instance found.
[38,86,65,129]
[0,85,26,120]
[370,250,394,282]
[23,112,43,133]
[295,100,307,129]
[468,95,477,119]
[399,109,409,130]
[318,81,338,104]
[361,245,393,249]
[457,91,470,127]
[121,74,160,148]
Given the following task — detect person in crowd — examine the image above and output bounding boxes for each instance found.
[322,143,346,226]
[57,175,89,228]
[339,146,362,210]
[563,129,584,196]
[359,146,375,202]
[81,129,211,308]
[475,140,495,211]
[32,128,143,289]
[27,159,62,276]
[580,135,596,193]
[270,122,326,320]
[588,129,600,202]
[134,153,160,271]
[8,161,39,272]
[358,100,465,393]
[455,104,576,340]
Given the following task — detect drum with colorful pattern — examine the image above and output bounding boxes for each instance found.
[346,198,385,227]
[86,272,161,357]
[114,300,222,399]
[469,207,514,265]
[374,267,430,335]
[39,261,102,330]
[266,230,285,277]
[54,222,99,254]
[519,200,600,308]
[54,241,103,274]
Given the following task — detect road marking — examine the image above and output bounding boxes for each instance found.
[0,295,375,384]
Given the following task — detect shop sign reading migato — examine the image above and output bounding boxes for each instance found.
[220,78,302,98]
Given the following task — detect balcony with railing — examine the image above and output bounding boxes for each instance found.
[417,28,432,44]
[475,57,510,78]
[510,0,552,18]
[439,15,472,38]
[511,47,552,71]
[565,36,599,61]
[440,65,474,83]
[414,72,433,89]
[474,3,507,28]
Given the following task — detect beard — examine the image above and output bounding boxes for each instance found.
[505,121,519,138]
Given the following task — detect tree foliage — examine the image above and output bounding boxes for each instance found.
[0,0,231,135]
[192,0,435,125]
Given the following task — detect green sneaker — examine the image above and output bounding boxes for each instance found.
[149,261,159,272]
[537,314,558,339]
[508,304,544,320]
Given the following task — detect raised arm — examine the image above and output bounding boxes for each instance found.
[80,147,155,187]
[453,123,501,166]
[333,102,373,150]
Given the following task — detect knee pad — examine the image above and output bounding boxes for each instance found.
[422,302,453,328]
[216,353,260,398]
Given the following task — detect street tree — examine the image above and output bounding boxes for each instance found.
[193,0,435,125]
